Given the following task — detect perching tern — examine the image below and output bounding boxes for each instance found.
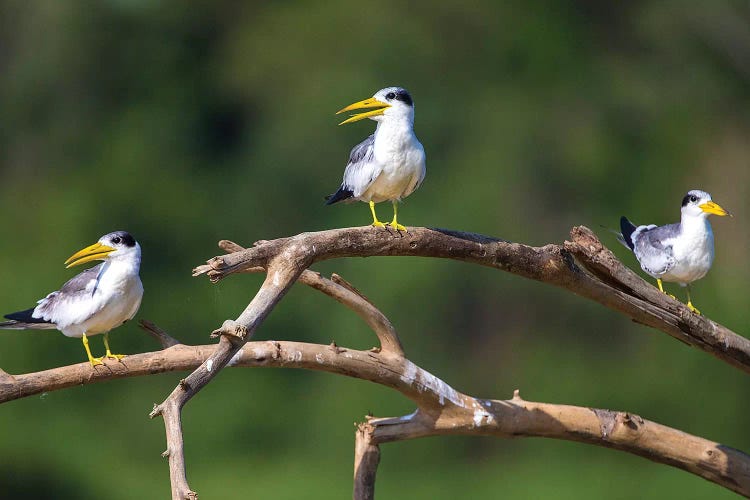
[326,86,426,232]
[0,231,143,365]
[620,190,730,314]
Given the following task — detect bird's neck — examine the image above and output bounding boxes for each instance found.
[374,117,416,146]
[98,256,141,287]
[680,214,712,237]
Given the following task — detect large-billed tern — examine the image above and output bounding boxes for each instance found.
[0,231,143,365]
[620,190,730,314]
[326,86,426,232]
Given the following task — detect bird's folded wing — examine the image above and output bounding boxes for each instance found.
[33,265,105,327]
[342,134,381,197]
[634,224,678,276]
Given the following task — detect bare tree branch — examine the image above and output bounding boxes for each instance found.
[297,271,403,356]
[1,338,748,496]
[151,256,304,499]
[194,226,750,373]
[215,240,402,353]
[4,225,747,498]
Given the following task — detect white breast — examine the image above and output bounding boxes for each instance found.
[58,261,144,338]
[662,220,715,285]
[362,121,426,203]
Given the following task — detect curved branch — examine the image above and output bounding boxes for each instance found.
[216,240,404,355]
[1,339,748,496]
[194,226,750,374]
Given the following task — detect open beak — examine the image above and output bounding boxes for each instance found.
[65,241,116,268]
[700,201,732,217]
[336,97,390,125]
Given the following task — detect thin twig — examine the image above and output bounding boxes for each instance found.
[139,319,181,348]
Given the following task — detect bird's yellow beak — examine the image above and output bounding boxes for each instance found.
[336,97,391,125]
[65,242,117,268]
[699,201,732,217]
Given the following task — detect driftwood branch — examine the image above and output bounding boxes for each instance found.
[1,338,749,496]
[189,225,750,498]
[2,225,748,498]
[195,226,750,373]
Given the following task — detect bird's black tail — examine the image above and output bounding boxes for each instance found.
[0,308,55,330]
[325,186,354,205]
[619,216,637,250]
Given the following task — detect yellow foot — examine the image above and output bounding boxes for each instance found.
[104,352,126,361]
[371,221,387,228]
[387,222,407,232]
[687,302,701,315]
[88,356,104,367]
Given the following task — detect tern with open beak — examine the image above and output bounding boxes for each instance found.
[0,231,143,365]
[619,190,731,315]
[326,86,426,232]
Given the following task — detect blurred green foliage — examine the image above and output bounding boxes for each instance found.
[0,1,749,498]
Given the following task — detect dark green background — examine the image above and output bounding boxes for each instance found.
[0,1,748,498]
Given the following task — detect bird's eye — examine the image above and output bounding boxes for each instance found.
[690,195,698,203]
[112,236,121,245]
[386,92,396,100]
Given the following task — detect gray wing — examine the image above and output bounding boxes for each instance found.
[633,223,680,277]
[33,264,103,323]
[341,134,381,197]
[0,264,103,330]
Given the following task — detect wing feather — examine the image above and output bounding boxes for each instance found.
[633,223,680,277]
[32,264,105,327]
[341,134,381,197]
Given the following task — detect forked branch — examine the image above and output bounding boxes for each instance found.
[195,226,750,373]
[3,225,747,499]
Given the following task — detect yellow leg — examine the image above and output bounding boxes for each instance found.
[387,201,407,232]
[369,201,386,228]
[656,279,676,299]
[82,333,103,367]
[686,285,701,315]
[103,333,125,361]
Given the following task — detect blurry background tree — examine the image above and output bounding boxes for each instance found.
[0,1,748,498]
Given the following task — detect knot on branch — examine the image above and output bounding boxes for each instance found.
[593,409,618,438]
[329,341,345,354]
[210,320,248,341]
[620,412,644,430]
[593,409,645,439]
[149,403,163,419]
